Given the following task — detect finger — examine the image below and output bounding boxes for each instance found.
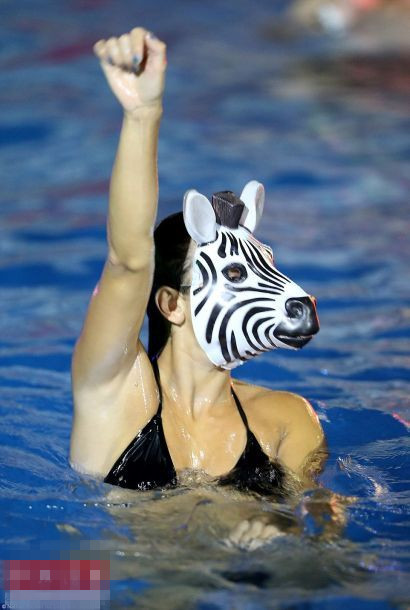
[144,31,167,72]
[93,39,108,61]
[130,27,145,68]
[248,538,264,551]
[106,37,122,67]
[243,520,264,542]
[261,524,282,539]
[118,34,133,69]
[229,519,250,545]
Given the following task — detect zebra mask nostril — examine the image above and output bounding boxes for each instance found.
[274,296,320,348]
[285,298,305,319]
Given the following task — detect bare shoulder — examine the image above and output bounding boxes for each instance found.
[70,342,159,477]
[232,378,323,436]
[232,378,325,472]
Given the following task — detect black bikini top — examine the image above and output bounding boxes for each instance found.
[104,359,284,496]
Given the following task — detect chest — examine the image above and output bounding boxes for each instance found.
[160,399,279,477]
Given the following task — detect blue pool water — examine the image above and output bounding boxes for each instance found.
[1,1,409,608]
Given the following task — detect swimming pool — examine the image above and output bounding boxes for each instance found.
[1,1,409,608]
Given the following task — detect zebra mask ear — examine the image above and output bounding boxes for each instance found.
[183,189,217,245]
[239,181,265,233]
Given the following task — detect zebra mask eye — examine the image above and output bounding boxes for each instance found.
[182,182,319,369]
[222,263,247,283]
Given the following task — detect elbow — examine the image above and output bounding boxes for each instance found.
[107,241,154,273]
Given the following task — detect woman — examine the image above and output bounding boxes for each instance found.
[70,27,325,499]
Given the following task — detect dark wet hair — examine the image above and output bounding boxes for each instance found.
[147,192,244,359]
[147,212,191,360]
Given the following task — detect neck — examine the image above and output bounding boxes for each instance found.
[156,329,233,420]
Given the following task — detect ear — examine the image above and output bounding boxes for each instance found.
[183,189,217,245]
[239,181,265,232]
[155,286,186,325]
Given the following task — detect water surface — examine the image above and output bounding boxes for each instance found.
[0,1,409,608]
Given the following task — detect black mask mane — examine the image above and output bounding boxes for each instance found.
[211,191,245,229]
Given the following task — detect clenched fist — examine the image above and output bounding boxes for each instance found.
[94,27,166,113]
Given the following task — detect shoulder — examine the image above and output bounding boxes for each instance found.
[232,378,323,437]
[70,344,159,477]
[232,378,325,474]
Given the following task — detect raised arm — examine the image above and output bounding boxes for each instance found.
[72,28,166,393]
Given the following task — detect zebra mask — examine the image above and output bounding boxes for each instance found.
[183,181,319,370]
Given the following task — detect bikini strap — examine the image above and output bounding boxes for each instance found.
[150,357,163,415]
[231,386,250,430]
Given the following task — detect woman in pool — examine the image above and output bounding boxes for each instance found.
[70,27,325,500]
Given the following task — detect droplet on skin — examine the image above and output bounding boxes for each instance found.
[191,452,201,469]
[136,352,149,410]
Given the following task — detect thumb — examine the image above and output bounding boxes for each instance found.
[144,32,167,72]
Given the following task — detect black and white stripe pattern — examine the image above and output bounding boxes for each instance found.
[190,225,308,369]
